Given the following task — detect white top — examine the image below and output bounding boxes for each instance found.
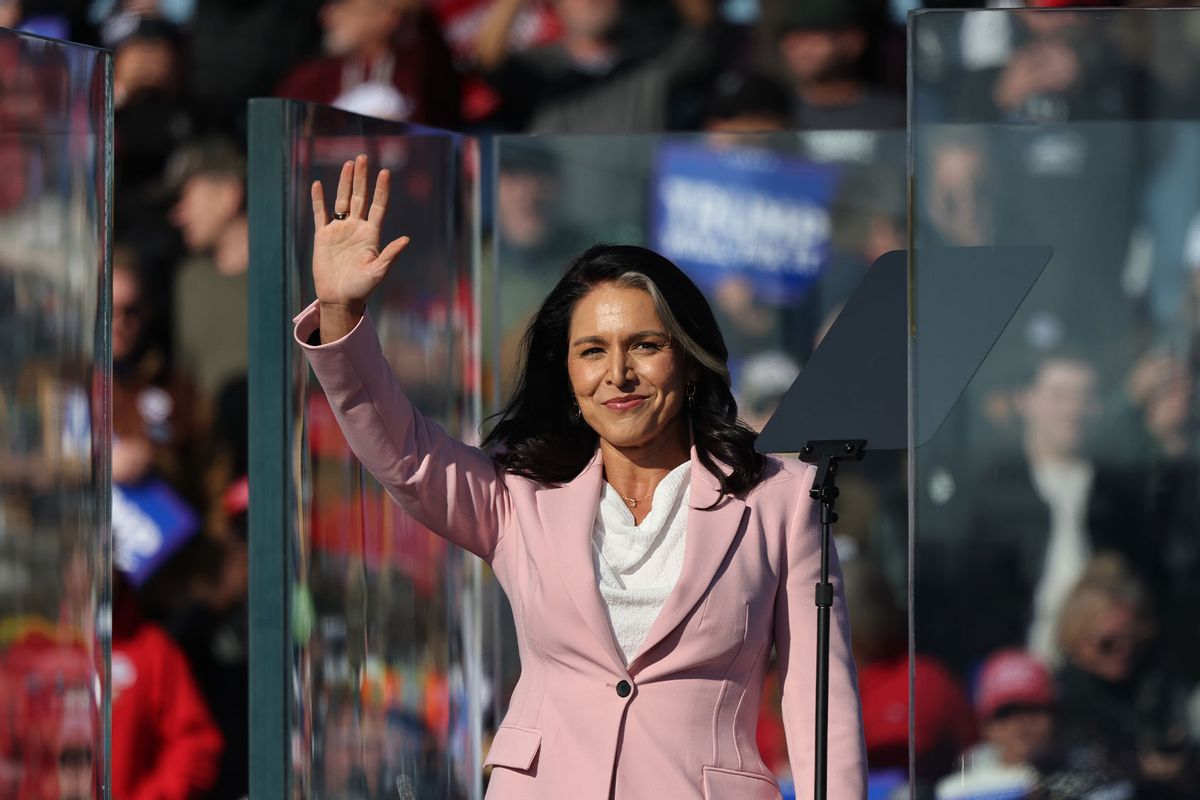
[592,462,691,666]
[1026,460,1094,664]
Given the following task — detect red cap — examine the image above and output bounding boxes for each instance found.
[222,475,249,518]
[975,650,1055,720]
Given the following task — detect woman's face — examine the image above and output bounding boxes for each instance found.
[1069,602,1143,683]
[567,284,689,452]
[112,267,144,362]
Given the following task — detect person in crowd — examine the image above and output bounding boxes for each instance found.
[295,155,866,796]
[757,556,973,795]
[936,4,1144,373]
[921,129,992,249]
[476,0,726,132]
[112,247,203,501]
[276,0,460,127]
[165,138,249,405]
[492,145,586,383]
[186,0,322,136]
[701,69,791,134]
[710,274,786,366]
[111,17,192,186]
[774,0,904,131]
[965,1,1148,125]
[111,570,224,800]
[1054,555,1197,797]
[318,694,389,800]
[1121,350,1200,682]
[163,489,250,800]
[844,559,974,788]
[427,0,562,124]
[955,351,1151,670]
[935,649,1054,799]
[0,538,98,800]
[109,17,195,316]
[0,632,97,800]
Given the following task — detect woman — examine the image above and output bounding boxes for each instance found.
[294,155,865,799]
[1054,555,1195,794]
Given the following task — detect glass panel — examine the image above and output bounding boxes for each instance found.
[488,130,908,799]
[248,101,482,800]
[0,28,111,800]
[911,8,1200,799]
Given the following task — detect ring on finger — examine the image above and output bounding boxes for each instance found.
[333,210,350,221]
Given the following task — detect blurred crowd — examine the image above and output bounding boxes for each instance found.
[5,0,1200,799]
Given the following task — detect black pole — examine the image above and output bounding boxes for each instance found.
[799,440,865,800]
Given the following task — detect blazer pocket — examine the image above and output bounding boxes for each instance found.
[484,725,542,772]
[701,766,782,800]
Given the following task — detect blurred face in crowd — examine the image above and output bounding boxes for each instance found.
[567,284,690,452]
[779,27,866,88]
[321,0,410,57]
[113,37,179,106]
[57,744,93,800]
[1017,358,1098,460]
[169,173,243,252]
[111,266,144,363]
[497,169,557,249]
[1066,597,1144,683]
[0,0,20,29]
[555,0,620,41]
[928,140,991,246]
[322,704,387,796]
[984,705,1053,767]
[1145,368,1193,447]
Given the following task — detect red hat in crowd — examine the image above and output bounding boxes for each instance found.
[975,650,1055,720]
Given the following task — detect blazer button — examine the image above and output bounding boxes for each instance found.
[616,680,632,698]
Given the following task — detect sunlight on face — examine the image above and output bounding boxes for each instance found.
[567,284,688,451]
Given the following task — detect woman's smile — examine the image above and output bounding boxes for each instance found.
[602,394,648,411]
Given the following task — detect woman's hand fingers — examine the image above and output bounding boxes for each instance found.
[311,180,327,229]
[334,160,353,217]
[349,153,369,219]
[376,235,411,273]
[367,168,390,228]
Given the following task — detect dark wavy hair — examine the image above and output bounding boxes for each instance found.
[482,244,767,498]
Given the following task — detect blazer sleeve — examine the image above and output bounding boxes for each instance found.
[773,468,867,799]
[293,300,512,561]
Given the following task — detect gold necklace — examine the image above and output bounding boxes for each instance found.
[621,490,653,508]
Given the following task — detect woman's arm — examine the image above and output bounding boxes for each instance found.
[295,303,511,560]
[297,155,512,561]
[773,470,867,799]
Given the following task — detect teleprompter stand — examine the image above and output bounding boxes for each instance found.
[803,439,864,800]
[756,246,1052,800]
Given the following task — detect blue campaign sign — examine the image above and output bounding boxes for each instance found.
[652,143,841,305]
[112,479,201,587]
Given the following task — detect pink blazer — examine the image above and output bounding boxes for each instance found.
[295,301,867,800]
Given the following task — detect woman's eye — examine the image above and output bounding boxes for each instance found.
[634,342,664,352]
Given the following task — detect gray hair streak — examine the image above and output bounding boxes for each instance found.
[614,271,731,387]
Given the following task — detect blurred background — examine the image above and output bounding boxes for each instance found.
[5,1,1200,799]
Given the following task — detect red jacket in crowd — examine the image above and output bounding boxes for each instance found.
[111,593,223,800]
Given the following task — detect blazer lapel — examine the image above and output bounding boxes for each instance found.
[629,446,747,674]
[536,450,627,673]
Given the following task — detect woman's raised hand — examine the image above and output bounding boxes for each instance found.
[310,154,410,341]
